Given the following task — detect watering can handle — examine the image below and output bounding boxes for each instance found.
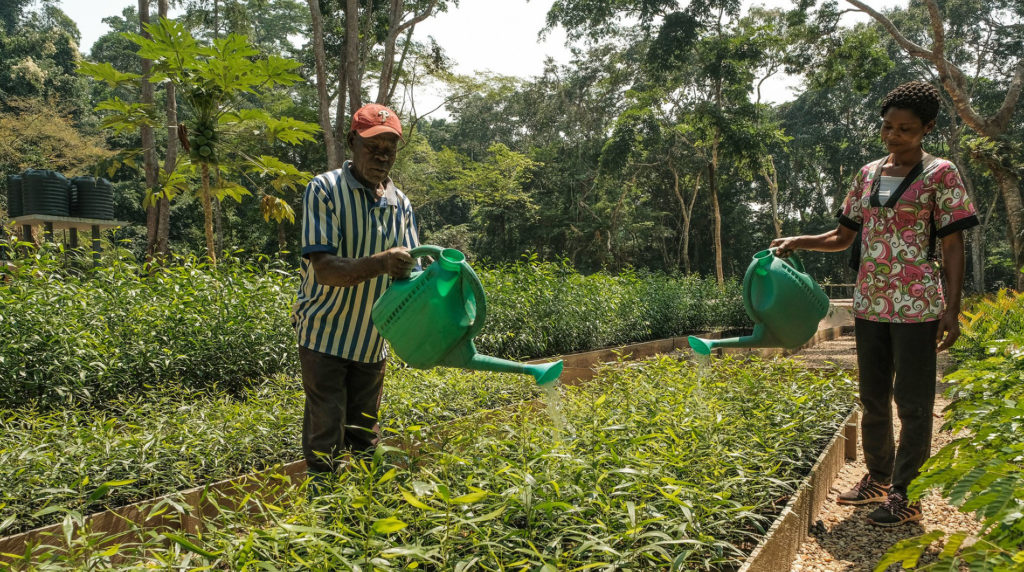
[408,244,445,260]
[770,247,806,273]
[461,258,488,337]
[399,245,446,281]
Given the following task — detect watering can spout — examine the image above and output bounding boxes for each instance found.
[688,324,781,355]
[464,351,564,385]
[440,340,563,385]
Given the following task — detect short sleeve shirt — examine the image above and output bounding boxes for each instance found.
[839,156,978,323]
[292,161,420,362]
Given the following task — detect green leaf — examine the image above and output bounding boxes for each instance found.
[873,531,943,572]
[30,506,67,519]
[212,181,251,203]
[258,55,304,87]
[371,517,408,534]
[164,532,222,559]
[78,61,141,87]
[450,490,488,504]
[376,467,398,486]
[94,98,161,133]
[938,531,967,559]
[466,506,507,523]
[400,490,435,511]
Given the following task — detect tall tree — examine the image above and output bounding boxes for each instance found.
[157,0,175,258]
[85,18,319,263]
[308,0,339,168]
[305,0,447,165]
[546,0,779,282]
[139,0,161,260]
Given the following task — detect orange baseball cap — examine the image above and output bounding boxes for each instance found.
[350,103,403,139]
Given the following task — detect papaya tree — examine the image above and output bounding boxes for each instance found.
[81,17,318,263]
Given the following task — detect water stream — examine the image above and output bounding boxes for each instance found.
[541,382,570,441]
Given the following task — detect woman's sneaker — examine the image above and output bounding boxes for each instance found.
[867,489,923,527]
[837,473,890,505]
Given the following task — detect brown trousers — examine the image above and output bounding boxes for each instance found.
[298,345,386,473]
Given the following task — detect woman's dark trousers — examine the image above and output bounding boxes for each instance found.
[854,318,938,493]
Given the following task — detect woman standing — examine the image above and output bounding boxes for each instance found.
[771,81,978,527]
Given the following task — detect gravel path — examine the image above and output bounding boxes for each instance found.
[791,335,981,572]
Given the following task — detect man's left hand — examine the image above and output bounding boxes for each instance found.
[935,311,961,353]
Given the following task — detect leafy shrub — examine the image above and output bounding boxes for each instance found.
[0,244,747,410]
[13,356,856,569]
[476,258,748,358]
[0,245,297,408]
[877,292,1024,571]
[950,289,1024,363]
[0,376,303,535]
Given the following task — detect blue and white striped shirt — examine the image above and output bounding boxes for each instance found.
[292,161,420,362]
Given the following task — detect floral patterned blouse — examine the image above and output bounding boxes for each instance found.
[839,156,979,323]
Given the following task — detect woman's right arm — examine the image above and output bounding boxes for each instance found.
[770,225,858,258]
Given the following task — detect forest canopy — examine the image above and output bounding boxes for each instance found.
[1,0,1021,290]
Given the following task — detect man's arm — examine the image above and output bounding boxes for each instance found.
[770,225,859,257]
[309,247,414,288]
[936,231,966,352]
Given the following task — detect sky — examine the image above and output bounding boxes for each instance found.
[60,0,899,110]
[65,0,570,79]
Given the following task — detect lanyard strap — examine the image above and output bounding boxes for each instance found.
[869,153,931,207]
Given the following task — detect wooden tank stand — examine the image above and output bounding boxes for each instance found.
[10,214,128,266]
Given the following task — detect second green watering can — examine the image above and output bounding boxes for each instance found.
[688,248,830,355]
[371,245,563,385]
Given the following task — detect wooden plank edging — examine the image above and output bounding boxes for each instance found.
[737,407,861,572]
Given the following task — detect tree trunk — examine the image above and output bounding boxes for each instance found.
[214,196,224,259]
[375,0,437,104]
[308,0,339,169]
[334,61,347,162]
[709,130,724,285]
[200,163,216,264]
[158,0,173,259]
[992,167,1024,290]
[344,0,361,113]
[139,0,159,260]
[376,0,404,105]
[763,155,782,238]
[710,163,723,285]
[669,165,700,275]
[970,225,984,293]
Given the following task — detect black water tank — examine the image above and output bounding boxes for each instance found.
[5,174,22,218]
[74,176,114,220]
[21,169,70,217]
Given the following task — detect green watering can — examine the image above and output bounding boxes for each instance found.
[688,248,830,355]
[371,245,563,385]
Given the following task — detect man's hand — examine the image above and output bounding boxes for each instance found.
[935,311,961,353]
[378,247,415,279]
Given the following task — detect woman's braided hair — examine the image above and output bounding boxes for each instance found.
[880,81,940,124]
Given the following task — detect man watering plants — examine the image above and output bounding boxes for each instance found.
[770,81,978,527]
[292,103,420,491]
